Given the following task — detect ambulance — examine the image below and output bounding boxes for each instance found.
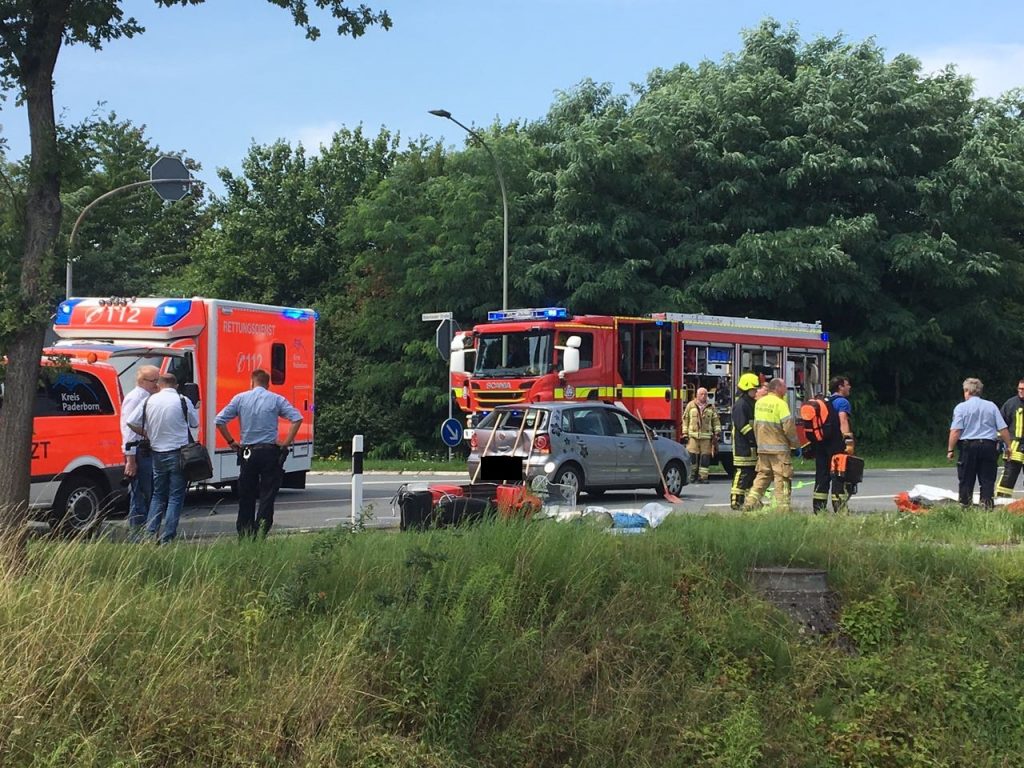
[27,296,316,531]
[449,307,828,475]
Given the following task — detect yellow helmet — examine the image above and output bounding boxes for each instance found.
[738,373,760,392]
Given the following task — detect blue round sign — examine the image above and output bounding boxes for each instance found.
[440,417,464,447]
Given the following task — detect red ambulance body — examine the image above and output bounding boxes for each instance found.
[27,297,316,530]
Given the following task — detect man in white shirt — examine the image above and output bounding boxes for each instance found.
[129,373,198,543]
[120,365,160,534]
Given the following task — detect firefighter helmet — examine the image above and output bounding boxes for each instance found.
[738,373,760,392]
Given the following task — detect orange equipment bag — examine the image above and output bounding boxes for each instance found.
[800,398,835,444]
[495,484,542,520]
[830,454,864,484]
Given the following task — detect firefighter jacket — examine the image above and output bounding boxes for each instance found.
[686,402,721,440]
[731,393,757,458]
[1001,395,1024,462]
[752,392,799,455]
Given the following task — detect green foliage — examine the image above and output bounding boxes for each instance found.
[60,113,210,298]
[3,514,1024,766]
[177,19,1023,457]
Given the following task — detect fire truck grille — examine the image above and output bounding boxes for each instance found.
[472,384,530,407]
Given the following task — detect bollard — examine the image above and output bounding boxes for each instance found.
[351,434,364,525]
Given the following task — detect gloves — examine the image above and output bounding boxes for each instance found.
[843,434,855,455]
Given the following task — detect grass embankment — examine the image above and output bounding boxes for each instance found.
[3,510,1023,767]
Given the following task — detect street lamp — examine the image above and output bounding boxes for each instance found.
[66,157,201,298]
[429,108,509,311]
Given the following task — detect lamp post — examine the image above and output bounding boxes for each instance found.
[66,157,201,298]
[429,109,509,311]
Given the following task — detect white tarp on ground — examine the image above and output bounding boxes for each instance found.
[906,484,1013,506]
[537,501,674,532]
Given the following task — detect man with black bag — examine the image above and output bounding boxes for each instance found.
[128,373,198,544]
[216,369,303,538]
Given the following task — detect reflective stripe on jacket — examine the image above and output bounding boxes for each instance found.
[686,403,721,440]
[752,393,798,454]
[731,393,756,456]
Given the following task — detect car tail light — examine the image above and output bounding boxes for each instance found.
[533,434,550,454]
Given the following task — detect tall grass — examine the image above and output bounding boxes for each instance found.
[2,512,1023,766]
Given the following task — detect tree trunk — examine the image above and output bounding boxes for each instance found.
[0,324,46,538]
[0,4,66,560]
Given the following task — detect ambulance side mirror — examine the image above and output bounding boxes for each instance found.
[181,382,200,406]
[559,335,581,375]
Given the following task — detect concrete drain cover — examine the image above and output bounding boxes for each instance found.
[748,567,843,640]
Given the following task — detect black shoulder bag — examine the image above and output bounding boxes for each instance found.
[178,396,213,482]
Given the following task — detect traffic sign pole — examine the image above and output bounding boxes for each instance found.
[422,311,457,461]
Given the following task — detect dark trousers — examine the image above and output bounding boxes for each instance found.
[237,447,285,537]
[957,439,998,508]
[730,447,757,509]
[813,448,851,513]
[128,451,153,529]
[996,458,1022,498]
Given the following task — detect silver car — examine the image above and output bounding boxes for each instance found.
[466,402,691,500]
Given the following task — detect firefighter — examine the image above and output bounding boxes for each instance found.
[742,378,800,512]
[730,373,760,509]
[996,378,1024,499]
[686,387,721,483]
[812,376,855,514]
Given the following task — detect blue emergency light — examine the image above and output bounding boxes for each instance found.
[54,298,85,325]
[487,307,568,322]
[282,308,319,321]
[821,332,829,342]
[153,299,193,327]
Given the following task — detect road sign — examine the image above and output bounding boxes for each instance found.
[435,319,458,361]
[421,311,453,322]
[440,417,464,447]
[150,156,191,202]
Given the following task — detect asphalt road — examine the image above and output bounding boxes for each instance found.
[101,465,979,541]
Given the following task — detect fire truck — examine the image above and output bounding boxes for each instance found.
[24,296,316,531]
[449,307,828,474]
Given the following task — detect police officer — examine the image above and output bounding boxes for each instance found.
[996,378,1024,499]
[215,369,303,537]
[948,377,1012,508]
[730,373,760,509]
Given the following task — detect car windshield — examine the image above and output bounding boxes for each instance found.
[473,331,554,378]
[476,408,549,431]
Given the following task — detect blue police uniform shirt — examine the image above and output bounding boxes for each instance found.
[950,396,1007,440]
[215,386,302,445]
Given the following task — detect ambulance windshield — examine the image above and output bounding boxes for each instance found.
[113,351,194,395]
[473,331,554,378]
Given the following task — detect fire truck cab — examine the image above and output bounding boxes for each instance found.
[450,307,828,474]
[26,296,316,531]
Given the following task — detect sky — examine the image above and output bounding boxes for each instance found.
[2,0,1023,198]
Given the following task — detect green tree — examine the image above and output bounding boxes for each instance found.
[60,113,209,297]
[0,1,390,549]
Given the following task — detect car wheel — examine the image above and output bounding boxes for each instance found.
[553,463,583,502]
[658,460,686,498]
[52,473,107,536]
